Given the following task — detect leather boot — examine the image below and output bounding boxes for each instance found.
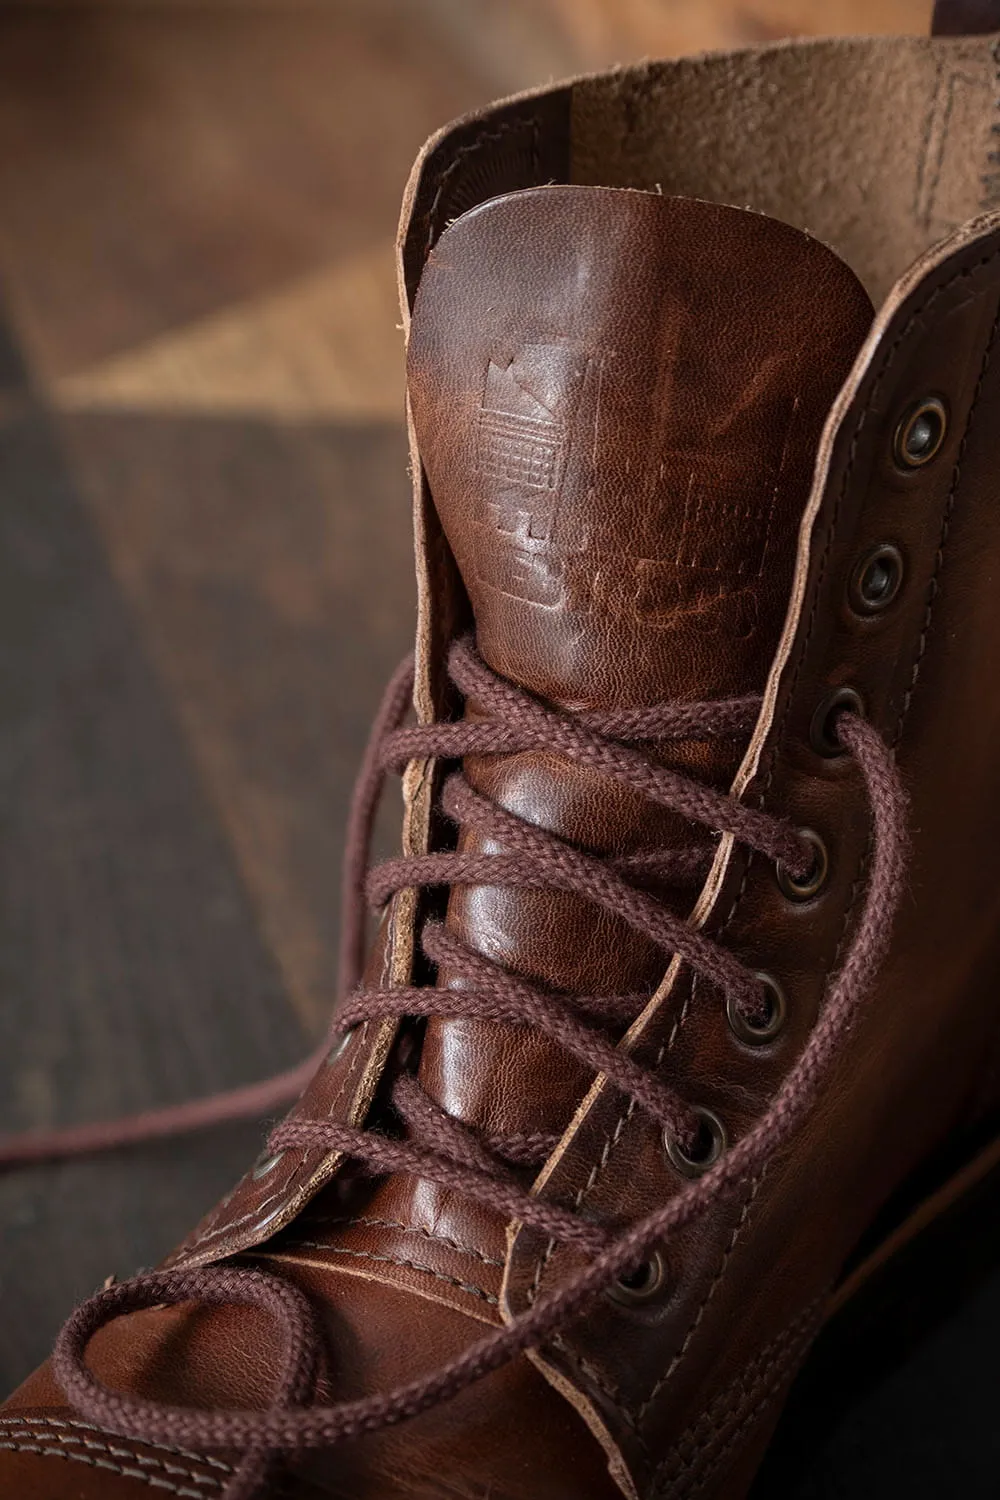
[7,6,1000,1497]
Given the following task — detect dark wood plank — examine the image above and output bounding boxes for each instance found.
[0,0,458,1392]
[61,409,416,1030]
[0,376,309,1386]
[0,2,487,379]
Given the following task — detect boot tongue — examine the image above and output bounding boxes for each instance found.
[405,186,873,1144]
[407,186,874,711]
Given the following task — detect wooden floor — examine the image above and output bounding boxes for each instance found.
[4,1,1000,1494]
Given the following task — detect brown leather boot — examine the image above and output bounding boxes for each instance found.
[7,7,1000,1498]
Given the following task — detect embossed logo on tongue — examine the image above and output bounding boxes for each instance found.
[472,340,589,606]
[471,334,779,637]
[402,185,874,1161]
[408,186,875,708]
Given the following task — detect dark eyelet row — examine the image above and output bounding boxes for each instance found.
[755,394,942,1085]
[612,398,947,1315]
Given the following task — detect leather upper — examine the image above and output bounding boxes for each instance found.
[403,182,872,1320]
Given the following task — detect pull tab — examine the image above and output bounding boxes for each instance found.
[932,0,1000,33]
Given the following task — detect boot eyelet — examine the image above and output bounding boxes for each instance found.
[663,1107,727,1178]
[894,397,947,468]
[810,687,865,758]
[251,1150,286,1181]
[607,1249,669,1306]
[328,1028,355,1066]
[776,829,828,901]
[727,973,787,1046]
[849,544,904,615]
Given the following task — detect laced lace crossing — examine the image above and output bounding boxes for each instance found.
[51,638,909,1500]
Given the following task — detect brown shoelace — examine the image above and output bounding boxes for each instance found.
[51,637,909,1500]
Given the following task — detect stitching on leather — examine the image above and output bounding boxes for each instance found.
[303,1214,505,1268]
[0,1417,230,1472]
[894,273,1000,740]
[292,1241,499,1305]
[675,1326,821,1500]
[535,240,1000,1463]
[890,249,1000,1113]
[182,1185,289,1253]
[542,1161,771,1460]
[667,1305,819,1488]
[650,1298,824,1498]
[555,308,817,1254]
[773,245,1000,769]
[653,241,1000,1496]
[0,1443,213,1497]
[636,1164,768,1425]
[0,1421,227,1496]
[525,1034,675,1465]
[651,1300,823,1495]
[525,1030,673,1315]
[180,1021,373,1257]
[548,1336,641,1436]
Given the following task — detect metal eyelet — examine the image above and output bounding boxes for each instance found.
[663,1107,727,1179]
[607,1249,669,1307]
[776,829,829,902]
[810,687,865,758]
[251,1149,286,1181]
[727,972,787,1047]
[254,1202,287,1235]
[894,396,947,469]
[327,1028,355,1066]
[849,544,904,615]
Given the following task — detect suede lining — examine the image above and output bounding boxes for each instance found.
[569,33,1000,301]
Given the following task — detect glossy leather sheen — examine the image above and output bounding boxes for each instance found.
[406,185,873,1217]
[9,31,1000,1500]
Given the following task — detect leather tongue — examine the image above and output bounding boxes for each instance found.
[405,186,873,1148]
[408,186,874,707]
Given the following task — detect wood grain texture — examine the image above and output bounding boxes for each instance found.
[0,371,307,1377]
[0,0,441,1388]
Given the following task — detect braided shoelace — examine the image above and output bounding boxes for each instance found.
[51,637,909,1500]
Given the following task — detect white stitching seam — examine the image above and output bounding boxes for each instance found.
[0,1419,230,1496]
[0,1419,230,1472]
[301,1214,505,1267]
[292,1241,499,1305]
